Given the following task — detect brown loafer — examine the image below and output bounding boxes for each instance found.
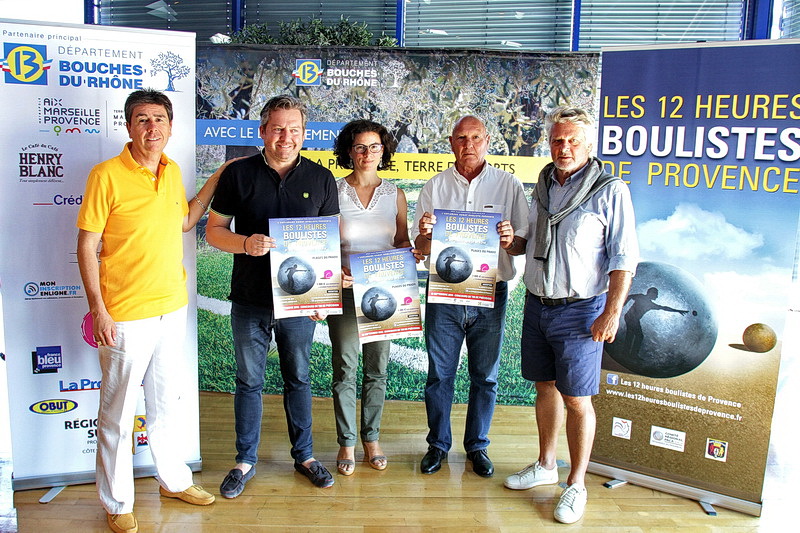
[107,512,138,533]
[159,484,215,505]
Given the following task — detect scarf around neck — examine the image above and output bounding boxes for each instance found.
[532,157,620,296]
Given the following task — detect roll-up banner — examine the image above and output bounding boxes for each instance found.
[591,41,800,516]
[0,19,199,490]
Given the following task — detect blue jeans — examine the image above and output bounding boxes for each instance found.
[231,302,317,464]
[424,281,507,453]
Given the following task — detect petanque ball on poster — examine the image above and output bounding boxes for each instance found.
[434,246,473,283]
[605,261,717,378]
[742,323,777,353]
[277,256,316,295]
[360,287,397,321]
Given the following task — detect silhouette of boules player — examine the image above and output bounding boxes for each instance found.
[442,253,465,281]
[285,263,308,293]
[367,292,389,317]
[622,287,689,359]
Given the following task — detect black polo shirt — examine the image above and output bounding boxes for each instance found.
[210,151,339,307]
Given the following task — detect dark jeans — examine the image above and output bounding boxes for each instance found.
[423,281,507,453]
[231,302,317,464]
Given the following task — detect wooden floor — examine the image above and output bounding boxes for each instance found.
[0,391,792,532]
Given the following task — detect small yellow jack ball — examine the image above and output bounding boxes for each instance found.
[742,323,777,353]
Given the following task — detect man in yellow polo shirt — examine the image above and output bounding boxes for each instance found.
[77,89,222,533]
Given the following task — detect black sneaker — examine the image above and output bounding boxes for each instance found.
[219,467,256,498]
[294,460,334,488]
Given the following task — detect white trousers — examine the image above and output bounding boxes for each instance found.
[96,306,194,514]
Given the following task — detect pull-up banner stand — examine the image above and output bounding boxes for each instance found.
[591,41,800,516]
[0,19,199,490]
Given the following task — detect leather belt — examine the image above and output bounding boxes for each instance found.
[530,292,585,306]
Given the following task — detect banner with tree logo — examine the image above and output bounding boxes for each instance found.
[0,20,198,490]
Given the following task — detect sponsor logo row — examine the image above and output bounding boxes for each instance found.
[611,415,729,463]
[606,371,734,463]
[3,42,384,93]
[3,41,189,146]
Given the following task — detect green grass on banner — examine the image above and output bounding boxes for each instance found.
[197,247,536,405]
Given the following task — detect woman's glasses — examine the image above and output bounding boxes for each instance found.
[352,143,383,154]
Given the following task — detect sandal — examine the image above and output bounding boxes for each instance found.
[363,441,388,471]
[337,446,355,476]
[336,458,355,476]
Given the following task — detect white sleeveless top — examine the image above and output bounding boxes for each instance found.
[337,178,398,269]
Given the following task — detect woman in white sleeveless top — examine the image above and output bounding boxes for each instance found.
[328,120,411,475]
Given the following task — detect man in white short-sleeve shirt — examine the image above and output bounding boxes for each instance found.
[412,115,529,478]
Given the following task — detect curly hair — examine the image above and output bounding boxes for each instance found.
[333,119,397,170]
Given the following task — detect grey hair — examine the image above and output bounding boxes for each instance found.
[451,114,487,135]
[544,106,597,149]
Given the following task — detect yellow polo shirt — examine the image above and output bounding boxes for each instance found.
[77,143,189,321]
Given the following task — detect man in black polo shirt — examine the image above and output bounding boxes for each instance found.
[206,95,339,496]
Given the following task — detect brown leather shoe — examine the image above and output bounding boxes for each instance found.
[159,484,215,505]
[107,512,138,533]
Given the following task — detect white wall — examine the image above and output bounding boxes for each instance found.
[0,0,83,24]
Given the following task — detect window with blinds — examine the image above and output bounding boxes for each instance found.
[578,1,744,50]
[780,0,800,36]
[97,0,232,42]
[402,0,574,51]
[242,1,397,40]
[94,1,752,50]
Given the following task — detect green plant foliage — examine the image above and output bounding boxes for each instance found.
[279,15,373,46]
[328,16,372,46]
[374,33,399,47]
[278,16,330,46]
[227,15,396,47]
[229,22,275,45]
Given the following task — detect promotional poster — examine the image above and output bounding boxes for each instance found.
[350,248,422,342]
[590,41,800,514]
[428,209,502,308]
[194,44,599,403]
[0,20,199,490]
[269,216,342,319]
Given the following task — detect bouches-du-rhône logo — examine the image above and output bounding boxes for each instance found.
[293,59,323,86]
[2,43,51,85]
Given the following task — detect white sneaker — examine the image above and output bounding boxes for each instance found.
[554,483,588,524]
[503,461,559,490]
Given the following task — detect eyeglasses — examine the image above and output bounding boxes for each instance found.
[352,143,383,154]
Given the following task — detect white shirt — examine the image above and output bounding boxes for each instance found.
[523,164,639,298]
[411,162,529,281]
[337,178,398,269]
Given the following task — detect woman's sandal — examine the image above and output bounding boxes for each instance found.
[336,458,355,476]
[337,446,356,475]
[363,442,388,471]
